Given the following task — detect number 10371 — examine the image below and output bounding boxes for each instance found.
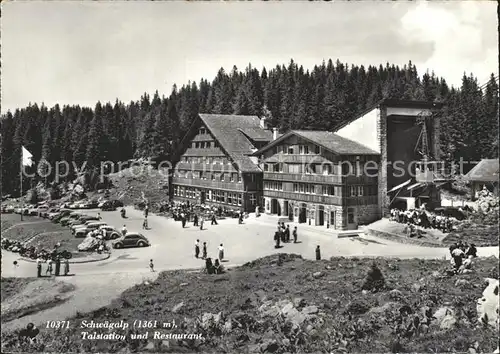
[46,321,70,329]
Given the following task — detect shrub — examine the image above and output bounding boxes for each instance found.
[362,262,386,292]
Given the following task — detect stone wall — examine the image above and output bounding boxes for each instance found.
[377,107,390,217]
[357,204,380,225]
[365,228,442,248]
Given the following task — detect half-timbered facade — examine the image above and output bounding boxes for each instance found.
[172,114,274,212]
[253,131,380,230]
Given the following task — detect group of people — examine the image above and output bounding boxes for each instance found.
[274,222,298,248]
[193,239,225,274]
[84,228,110,254]
[390,208,457,233]
[171,201,251,229]
[36,254,70,277]
[449,240,478,274]
[194,239,225,261]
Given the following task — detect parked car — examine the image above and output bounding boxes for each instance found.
[101,200,124,211]
[45,208,62,219]
[52,210,74,222]
[74,222,108,237]
[112,233,150,249]
[26,206,39,216]
[68,216,99,229]
[60,213,85,226]
[99,225,122,240]
[2,205,14,213]
[37,205,51,217]
[86,200,99,209]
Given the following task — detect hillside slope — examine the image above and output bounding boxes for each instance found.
[1,255,498,353]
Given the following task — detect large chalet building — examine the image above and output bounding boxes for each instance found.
[171,114,274,212]
[253,131,380,230]
[172,99,445,229]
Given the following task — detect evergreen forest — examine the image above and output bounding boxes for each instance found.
[1,59,498,196]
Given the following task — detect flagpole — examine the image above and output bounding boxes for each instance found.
[20,149,23,221]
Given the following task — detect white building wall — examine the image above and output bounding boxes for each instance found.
[335,108,380,153]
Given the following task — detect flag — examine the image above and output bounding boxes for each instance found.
[22,146,34,167]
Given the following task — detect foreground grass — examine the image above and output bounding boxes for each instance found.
[1,215,40,233]
[1,277,38,301]
[1,277,76,324]
[1,255,498,353]
[2,219,65,243]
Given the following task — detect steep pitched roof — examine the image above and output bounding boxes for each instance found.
[238,127,273,142]
[464,159,499,182]
[198,114,271,172]
[253,130,380,156]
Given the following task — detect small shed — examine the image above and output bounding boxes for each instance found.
[463,159,499,200]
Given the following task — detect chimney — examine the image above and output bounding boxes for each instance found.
[260,117,267,129]
[272,127,278,141]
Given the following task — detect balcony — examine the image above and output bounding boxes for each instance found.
[182,148,226,157]
[264,155,330,164]
[344,175,378,185]
[172,177,244,191]
[264,172,342,184]
[263,190,343,205]
[176,162,237,172]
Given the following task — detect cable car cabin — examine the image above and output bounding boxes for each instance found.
[415,160,448,183]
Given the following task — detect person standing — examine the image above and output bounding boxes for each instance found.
[149,259,155,272]
[218,243,224,261]
[193,214,199,227]
[181,213,186,228]
[46,258,53,276]
[121,224,127,236]
[274,227,281,248]
[211,213,218,225]
[200,216,204,230]
[284,225,290,242]
[202,242,207,259]
[144,205,149,218]
[195,239,200,258]
[293,226,298,243]
[36,257,42,278]
[64,258,70,276]
[315,245,321,261]
[55,257,61,276]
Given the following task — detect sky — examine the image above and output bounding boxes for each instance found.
[1,1,498,113]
